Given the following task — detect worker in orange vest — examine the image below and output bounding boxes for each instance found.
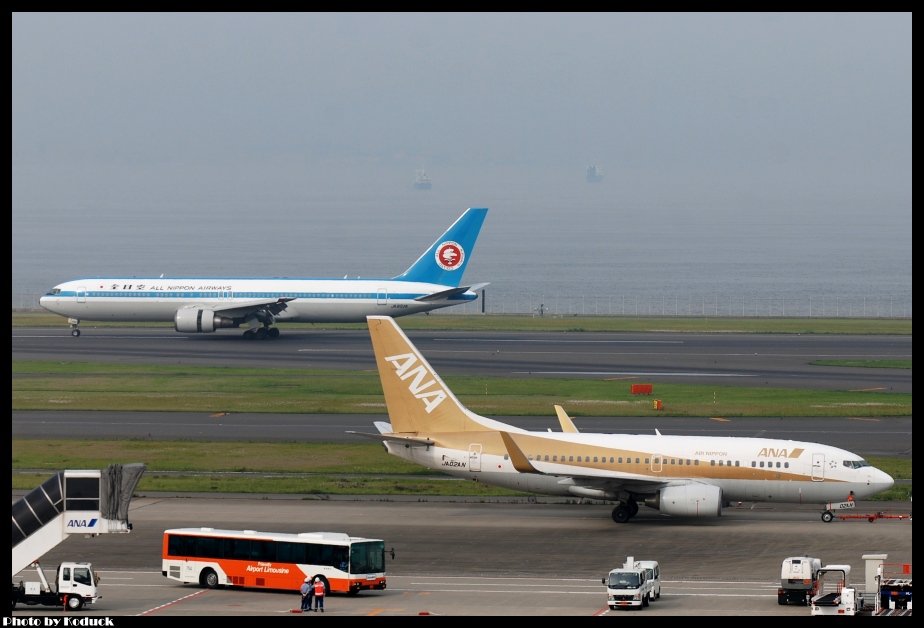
[313,577,326,613]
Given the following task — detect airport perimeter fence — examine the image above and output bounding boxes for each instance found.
[12,292,912,319]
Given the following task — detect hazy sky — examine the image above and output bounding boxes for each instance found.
[12,12,911,208]
[11,12,912,317]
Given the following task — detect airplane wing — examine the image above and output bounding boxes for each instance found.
[204,297,296,319]
[414,283,490,302]
[500,431,671,496]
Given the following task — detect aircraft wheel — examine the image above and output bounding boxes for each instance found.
[627,500,639,518]
[255,327,267,339]
[268,327,280,339]
[71,329,81,337]
[612,505,631,523]
[243,329,256,339]
[821,510,834,523]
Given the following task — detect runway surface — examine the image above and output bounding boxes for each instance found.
[12,326,912,391]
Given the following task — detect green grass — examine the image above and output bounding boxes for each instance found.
[811,359,912,369]
[12,360,912,417]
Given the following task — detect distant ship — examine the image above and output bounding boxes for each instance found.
[414,169,432,190]
[586,165,603,183]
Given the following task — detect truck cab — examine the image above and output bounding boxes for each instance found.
[602,557,653,609]
[12,561,100,611]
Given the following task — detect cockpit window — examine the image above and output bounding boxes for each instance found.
[843,459,870,469]
[46,288,62,296]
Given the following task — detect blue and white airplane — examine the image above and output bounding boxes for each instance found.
[39,207,488,339]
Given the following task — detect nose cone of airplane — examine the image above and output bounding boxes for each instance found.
[871,468,895,495]
[39,294,56,313]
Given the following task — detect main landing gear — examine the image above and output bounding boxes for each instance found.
[242,326,280,340]
[611,499,640,523]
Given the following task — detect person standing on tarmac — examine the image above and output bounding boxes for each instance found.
[300,577,314,612]
[313,577,326,612]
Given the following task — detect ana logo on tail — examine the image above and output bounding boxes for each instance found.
[384,352,447,413]
[435,241,464,271]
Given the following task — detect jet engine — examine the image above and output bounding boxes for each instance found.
[174,308,237,333]
[644,484,722,517]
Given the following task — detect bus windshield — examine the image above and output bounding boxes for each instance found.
[350,541,385,574]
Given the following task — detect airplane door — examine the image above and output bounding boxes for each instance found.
[650,454,664,474]
[377,289,387,305]
[77,286,87,303]
[468,444,482,472]
[811,453,825,481]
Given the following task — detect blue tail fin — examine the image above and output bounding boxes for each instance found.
[393,207,488,286]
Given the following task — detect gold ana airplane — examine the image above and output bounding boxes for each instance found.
[355,316,894,524]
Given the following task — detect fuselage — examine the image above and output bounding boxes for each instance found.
[40,277,478,323]
[386,431,894,505]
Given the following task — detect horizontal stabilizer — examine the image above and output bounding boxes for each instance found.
[414,283,486,302]
[345,430,435,447]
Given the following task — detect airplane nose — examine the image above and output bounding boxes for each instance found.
[872,468,894,493]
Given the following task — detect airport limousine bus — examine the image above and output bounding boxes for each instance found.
[162,528,388,594]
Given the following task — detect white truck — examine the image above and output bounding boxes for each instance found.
[778,556,822,605]
[634,560,661,602]
[11,561,100,611]
[602,556,654,610]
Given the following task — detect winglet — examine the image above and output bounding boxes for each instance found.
[499,432,539,473]
[554,405,580,433]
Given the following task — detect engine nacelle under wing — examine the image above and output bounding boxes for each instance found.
[644,483,722,517]
[174,308,237,333]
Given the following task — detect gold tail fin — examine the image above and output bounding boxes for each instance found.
[367,316,485,434]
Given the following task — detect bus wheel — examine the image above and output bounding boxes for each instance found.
[201,568,219,589]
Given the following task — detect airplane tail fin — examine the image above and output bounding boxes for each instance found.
[367,315,493,434]
[392,207,488,286]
